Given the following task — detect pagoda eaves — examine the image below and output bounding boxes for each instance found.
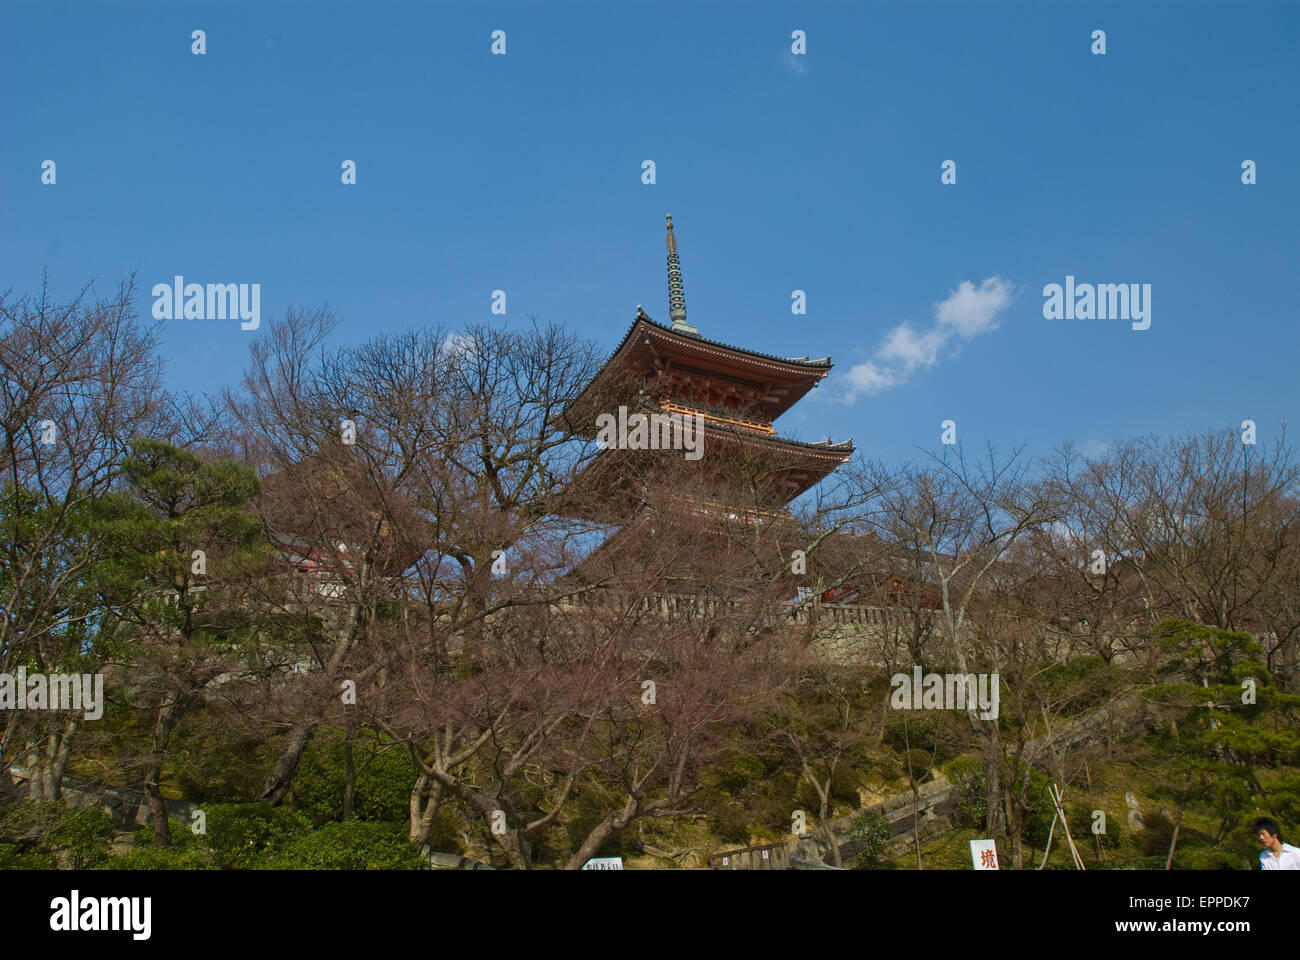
[558,422,853,522]
[564,311,834,432]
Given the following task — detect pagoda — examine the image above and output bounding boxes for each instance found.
[559,216,852,586]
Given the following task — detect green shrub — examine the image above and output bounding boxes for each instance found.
[0,800,114,869]
[706,795,752,845]
[130,817,190,847]
[1122,854,1175,870]
[0,845,56,869]
[832,765,864,803]
[1140,813,1174,857]
[708,754,767,793]
[106,846,213,870]
[111,809,422,869]
[900,749,933,784]
[1173,846,1249,870]
[173,713,268,803]
[748,770,799,833]
[1023,770,1058,847]
[872,752,904,784]
[1261,774,1300,827]
[292,730,419,825]
[845,810,892,866]
[883,714,942,755]
[795,765,863,812]
[204,801,311,869]
[418,809,461,853]
[945,756,987,829]
[794,777,823,813]
[1068,801,1120,850]
[48,806,115,868]
[265,820,424,870]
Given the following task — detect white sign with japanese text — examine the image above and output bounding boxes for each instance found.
[970,839,999,870]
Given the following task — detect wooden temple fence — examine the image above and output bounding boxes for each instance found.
[636,592,898,627]
[708,841,791,871]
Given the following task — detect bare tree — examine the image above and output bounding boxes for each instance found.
[858,444,1061,856]
[0,273,161,800]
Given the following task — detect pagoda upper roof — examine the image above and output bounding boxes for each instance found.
[564,311,834,426]
[620,311,835,371]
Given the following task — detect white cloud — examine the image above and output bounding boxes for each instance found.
[936,277,1010,338]
[841,276,1012,402]
[842,361,897,397]
[440,332,477,358]
[781,50,809,76]
[875,322,945,374]
[1047,519,1084,545]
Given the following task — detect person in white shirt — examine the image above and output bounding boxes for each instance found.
[1253,817,1300,870]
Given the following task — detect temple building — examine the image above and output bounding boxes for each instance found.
[560,215,853,587]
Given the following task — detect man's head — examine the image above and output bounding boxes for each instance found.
[1253,817,1283,848]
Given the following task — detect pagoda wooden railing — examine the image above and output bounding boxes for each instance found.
[658,401,776,436]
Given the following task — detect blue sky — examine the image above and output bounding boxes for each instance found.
[3,0,1297,467]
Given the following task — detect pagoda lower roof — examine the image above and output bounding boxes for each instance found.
[576,421,854,466]
[556,426,853,521]
[563,313,834,426]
